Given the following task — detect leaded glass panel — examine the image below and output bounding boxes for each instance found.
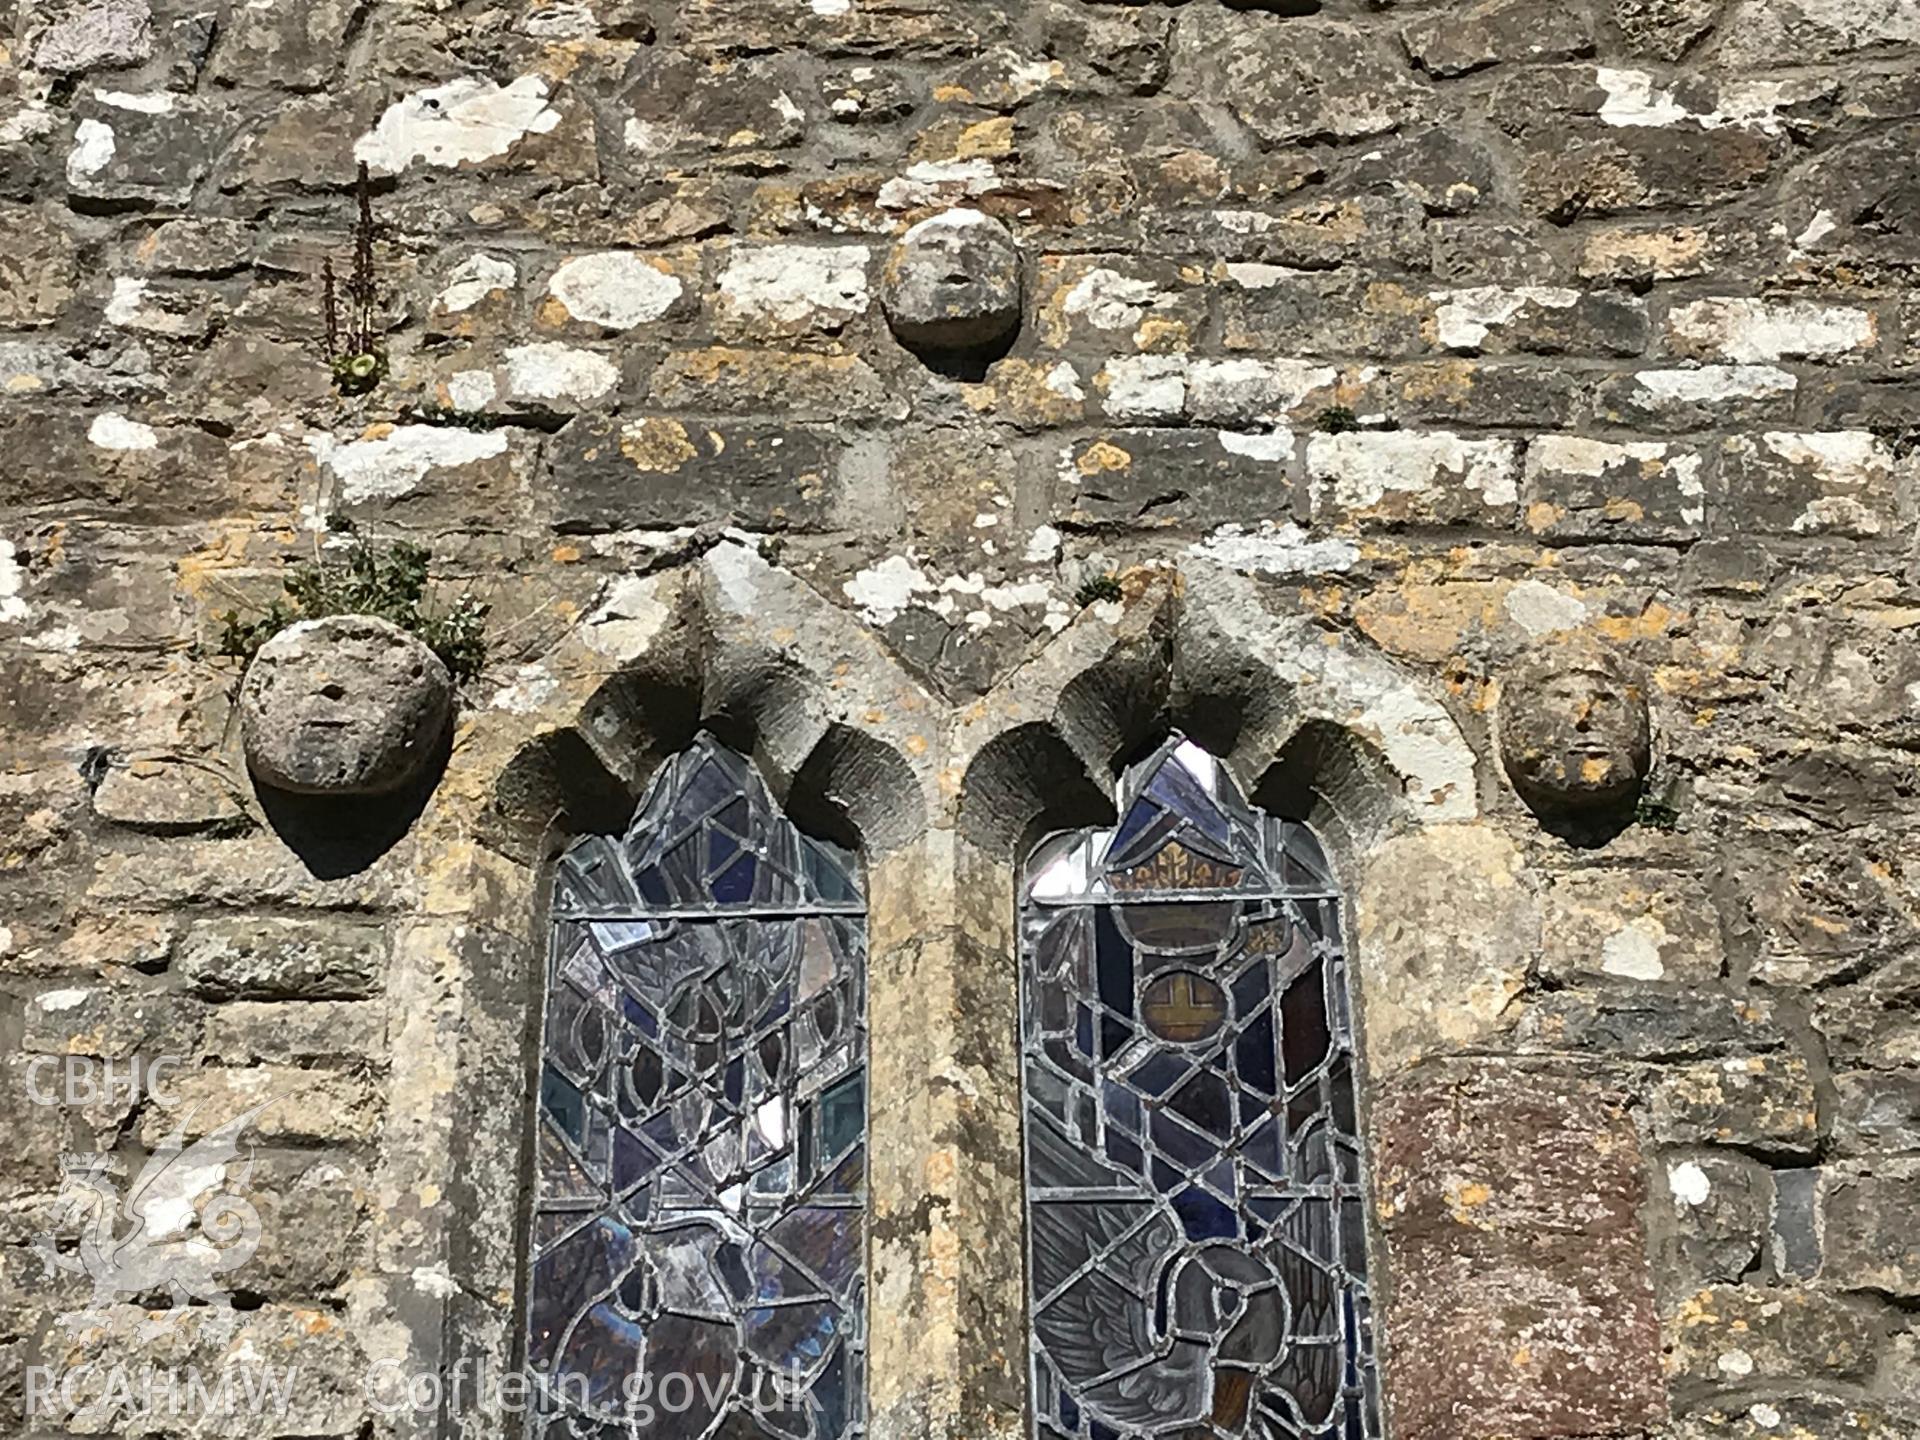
[1021,738,1380,1440]
[529,737,866,1440]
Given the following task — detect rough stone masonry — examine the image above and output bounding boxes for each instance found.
[4,0,1920,1436]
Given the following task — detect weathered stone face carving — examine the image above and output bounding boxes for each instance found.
[880,208,1022,353]
[1498,648,1651,813]
[240,614,452,796]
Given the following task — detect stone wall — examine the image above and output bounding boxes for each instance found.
[4,0,1920,1436]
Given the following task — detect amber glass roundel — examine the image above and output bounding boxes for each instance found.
[1139,969,1229,1044]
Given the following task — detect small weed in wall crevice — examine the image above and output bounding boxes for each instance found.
[1633,769,1685,832]
[1075,575,1124,607]
[323,163,389,396]
[217,521,490,684]
[1315,407,1401,435]
[399,401,501,432]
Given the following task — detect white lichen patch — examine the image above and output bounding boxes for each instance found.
[308,426,509,503]
[1187,522,1358,577]
[1097,355,1187,422]
[355,76,562,175]
[87,412,159,451]
[489,663,561,713]
[103,276,147,328]
[1431,286,1579,351]
[1631,365,1797,404]
[547,253,682,330]
[717,245,870,331]
[1717,1349,1756,1379]
[1596,67,1826,135]
[583,575,673,660]
[1747,431,1898,535]
[1188,359,1336,423]
[876,159,1001,210]
[446,369,498,412]
[843,554,933,627]
[438,253,517,313]
[901,206,996,243]
[1093,354,1334,425]
[1601,919,1670,980]
[1668,1160,1712,1207]
[1595,67,1691,127]
[94,89,173,114]
[1222,262,1297,291]
[67,118,115,182]
[1061,268,1166,332]
[1043,362,1085,401]
[1308,432,1521,512]
[1502,579,1589,638]
[940,571,1053,631]
[1024,524,1062,564]
[1216,431,1294,463]
[1667,297,1876,363]
[1,102,57,148]
[1529,435,1669,477]
[1794,209,1838,250]
[504,342,618,404]
[0,539,28,623]
[843,552,1060,631]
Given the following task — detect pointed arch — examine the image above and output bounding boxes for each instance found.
[1020,735,1379,1440]
[527,734,868,1440]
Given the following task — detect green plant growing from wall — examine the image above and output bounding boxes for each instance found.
[217,522,490,683]
[1075,574,1124,606]
[323,163,388,395]
[1633,769,1685,832]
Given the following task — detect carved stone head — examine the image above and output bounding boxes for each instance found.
[240,614,452,796]
[880,208,1023,354]
[1498,647,1652,814]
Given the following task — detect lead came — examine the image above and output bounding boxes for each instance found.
[530,737,868,1440]
[1021,737,1380,1440]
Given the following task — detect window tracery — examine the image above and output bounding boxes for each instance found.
[1020,737,1379,1440]
[529,736,866,1440]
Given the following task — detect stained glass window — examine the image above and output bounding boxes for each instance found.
[1020,737,1379,1440]
[529,736,866,1440]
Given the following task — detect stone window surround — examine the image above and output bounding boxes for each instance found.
[370,540,1657,1440]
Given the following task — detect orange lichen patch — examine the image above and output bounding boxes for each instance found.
[1355,582,1510,664]
[1075,440,1133,476]
[924,1148,957,1190]
[1134,314,1190,352]
[1443,1177,1496,1227]
[175,523,269,598]
[1580,225,1708,279]
[956,117,1013,158]
[971,359,1084,427]
[551,543,582,563]
[1595,600,1679,641]
[1674,1289,1722,1328]
[619,418,698,473]
[1525,501,1564,533]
